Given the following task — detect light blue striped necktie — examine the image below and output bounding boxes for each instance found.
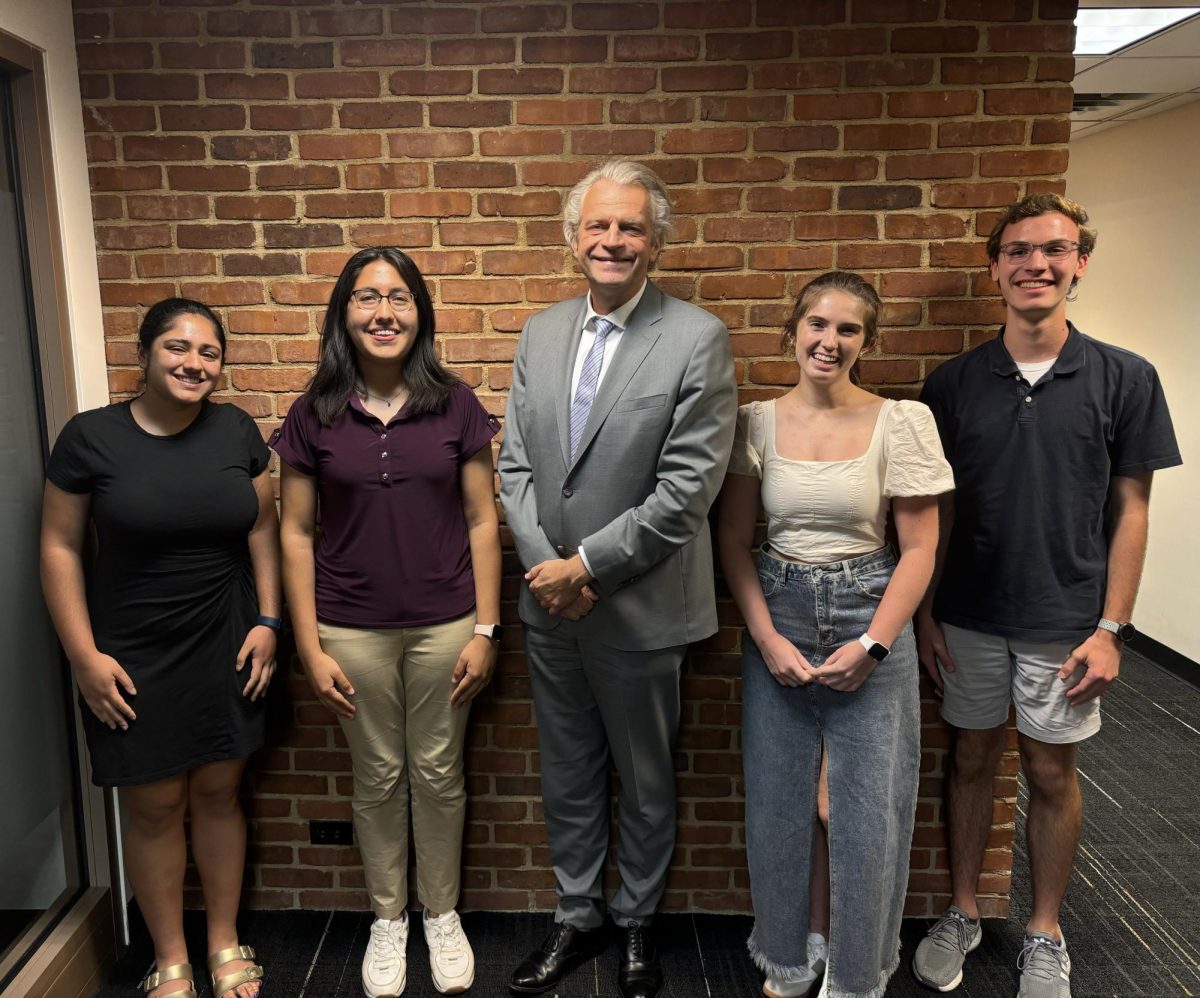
[569,316,616,459]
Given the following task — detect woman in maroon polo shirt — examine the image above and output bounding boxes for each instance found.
[274,247,501,997]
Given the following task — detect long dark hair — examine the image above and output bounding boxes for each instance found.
[305,247,458,426]
[139,297,226,358]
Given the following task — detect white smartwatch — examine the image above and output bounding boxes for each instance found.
[858,633,890,662]
[473,623,503,641]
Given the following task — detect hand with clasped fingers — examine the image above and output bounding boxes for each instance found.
[1058,628,1121,706]
[814,640,878,693]
[74,651,137,731]
[754,630,818,687]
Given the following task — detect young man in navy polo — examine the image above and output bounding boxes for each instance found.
[912,194,1181,998]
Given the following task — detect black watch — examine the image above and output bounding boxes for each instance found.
[858,633,890,662]
[1097,618,1136,642]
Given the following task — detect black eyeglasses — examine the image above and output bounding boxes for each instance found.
[998,240,1080,263]
[350,289,416,312]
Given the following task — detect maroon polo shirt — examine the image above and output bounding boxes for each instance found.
[271,380,500,629]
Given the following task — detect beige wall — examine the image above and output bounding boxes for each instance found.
[1068,101,1200,661]
[2,0,106,409]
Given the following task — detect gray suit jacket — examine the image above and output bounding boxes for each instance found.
[498,281,736,651]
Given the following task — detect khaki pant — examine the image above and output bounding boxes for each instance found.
[318,614,475,918]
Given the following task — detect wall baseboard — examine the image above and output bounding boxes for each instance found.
[1130,633,1200,689]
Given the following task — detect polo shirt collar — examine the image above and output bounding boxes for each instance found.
[989,321,1086,378]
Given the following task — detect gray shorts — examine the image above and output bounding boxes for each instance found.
[939,623,1101,744]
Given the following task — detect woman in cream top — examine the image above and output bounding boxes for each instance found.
[718,271,953,998]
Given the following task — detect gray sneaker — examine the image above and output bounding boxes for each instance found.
[912,906,982,991]
[1017,932,1071,998]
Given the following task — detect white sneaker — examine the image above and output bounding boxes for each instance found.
[763,968,817,998]
[807,932,828,978]
[362,915,408,997]
[424,909,475,994]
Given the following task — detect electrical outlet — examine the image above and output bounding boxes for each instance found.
[309,820,354,845]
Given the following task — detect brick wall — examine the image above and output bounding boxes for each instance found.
[73,0,1075,918]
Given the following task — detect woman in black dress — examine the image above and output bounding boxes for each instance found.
[40,299,280,998]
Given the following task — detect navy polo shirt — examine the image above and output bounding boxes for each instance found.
[920,324,1181,642]
[271,380,500,629]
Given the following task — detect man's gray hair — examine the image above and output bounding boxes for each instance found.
[562,159,674,248]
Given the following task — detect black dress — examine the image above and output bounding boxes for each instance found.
[47,400,271,786]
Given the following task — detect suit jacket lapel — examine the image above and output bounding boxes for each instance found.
[554,298,588,468]
[568,282,664,470]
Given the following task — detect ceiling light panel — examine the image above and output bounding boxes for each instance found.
[1075,7,1200,55]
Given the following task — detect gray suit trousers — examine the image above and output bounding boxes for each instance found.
[524,623,686,929]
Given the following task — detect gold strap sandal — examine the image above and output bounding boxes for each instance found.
[141,962,197,997]
[208,944,264,997]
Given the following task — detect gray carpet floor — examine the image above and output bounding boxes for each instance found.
[95,650,1200,997]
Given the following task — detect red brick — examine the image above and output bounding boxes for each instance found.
[846,58,934,86]
[929,241,988,267]
[572,3,660,30]
[435,163,518,190]
[984,87,1073,116]
[407,251,477,276]
[99,282,177,308]
[881,328,967,354]
[213,135,292,162]
[204,73,289,101]
[754,126,839,152]
[251,105,334,131]
[889,91,978,117]
[345,163,427,190]
[432,38,516,66]
[661,65,749,92]
[429,102,512,128]
[227,310,310,336]
[795,26,887,55]
[571,67,657,94]
[295,72,380,99]
[264,223,345,249]
[271,279,340,305]
[85,135,117,162]
[945,0,1035,18]
[663,128,747,155]
[837,243,922,268]
[703,158,787,183]
[793,156,879,181]
[340,39,425,68]
[929,299,1007,325]
[988,24,1074,53]
[438,222,518,247]
[793,93,882,120]
[1036,57,1075,83]
[298,8,384,36]
[297,134,381,161]
[522,35,609,63]
[570,130,654,156]
[77,75,108,101]
[851,0,939,20]
[207,11,291,38]
[390,133,475,159]
[881,272,968,297]
[275,340,322,363]
[391,192,473,218]
[304,193,386,219]
[706,31,794,61]
[516,100,603,126]
[523,277,589,302]
[177,224,257,249]
[83,105,156,133]
[181,281,264,306]
[123,135,205,161]
[478,132,561,158]
[839,185,922,211]
[658,246,744,271]
[611,98,694,124]
[932,182,1020,208]
[256,164,341,191]
[748,246,836,271]
[338,102,423,130]
[440,280,522,305]
[521,162,593,187]
[253,43,333,71]
[938,119,1026,147]
[665,1,751,27]
[614,36,700,61]
[753,62,842,90]
[845,123,931,150]
[128,195,208,220]
[112,10,198,37]
[160,104,245,131]
[942,56,1030,84]
[892,26,980,52]
[160,42,245,70]
[482,4,568,32]
[76,42,153,72]
[479,69,564,95]
[1031,119,1071,145]
[699,274,786,300]
[794,215,880,240]
[886,152,975,179]
[980,149,1069,177]
[95,224,171,250]
[745,187,833,213]
[215,195,298,221]
[699,96,788,122]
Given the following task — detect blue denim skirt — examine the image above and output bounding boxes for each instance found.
[742,546,920,998]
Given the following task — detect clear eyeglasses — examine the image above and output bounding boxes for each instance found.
[350,289,416,312]
[998,240,1080,262]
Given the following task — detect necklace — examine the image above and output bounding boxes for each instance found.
[360,386,407,408]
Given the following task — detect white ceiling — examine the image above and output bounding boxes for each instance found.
[1071,1,1200,138]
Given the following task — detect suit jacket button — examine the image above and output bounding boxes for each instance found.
[562,487,573,498]
[555,545,568,556]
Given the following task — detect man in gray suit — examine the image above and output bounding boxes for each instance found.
[499,159,736,998]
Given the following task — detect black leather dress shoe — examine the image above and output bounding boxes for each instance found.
[618,922,663,998]
[509,922,609,994]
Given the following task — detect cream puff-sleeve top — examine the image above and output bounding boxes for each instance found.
[727,398,954,564]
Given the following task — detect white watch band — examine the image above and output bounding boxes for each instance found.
[858,633,877,654]
[473,624,498,638]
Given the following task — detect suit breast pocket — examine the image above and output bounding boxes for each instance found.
[615,393,667,413]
